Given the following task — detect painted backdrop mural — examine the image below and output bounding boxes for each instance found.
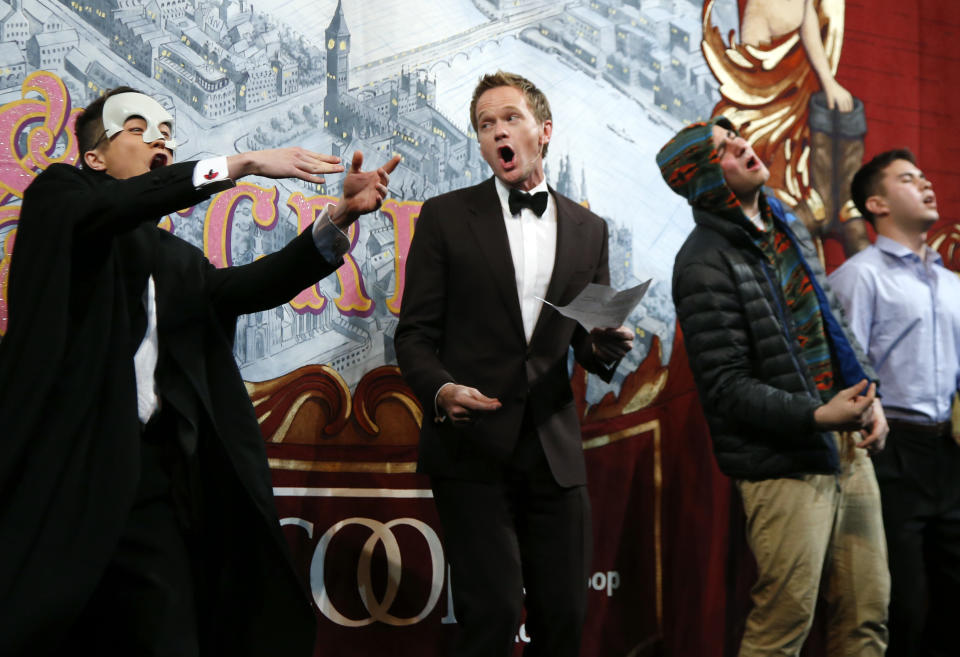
[0,0,957,655]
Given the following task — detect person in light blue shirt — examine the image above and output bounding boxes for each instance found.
[830,148,960,657]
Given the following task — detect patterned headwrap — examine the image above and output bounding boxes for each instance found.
[656,116,741,215]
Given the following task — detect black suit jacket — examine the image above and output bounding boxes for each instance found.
[0,162,333,656]
[395,177,616,487]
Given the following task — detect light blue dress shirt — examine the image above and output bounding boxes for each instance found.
[829,235,960,424]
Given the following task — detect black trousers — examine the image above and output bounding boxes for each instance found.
[431,428,592,657]
[872,423,960,657]
[71,408,200,657]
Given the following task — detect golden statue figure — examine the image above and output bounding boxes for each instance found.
[703,0,870,256]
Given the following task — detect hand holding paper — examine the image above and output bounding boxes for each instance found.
[591,326,634,362]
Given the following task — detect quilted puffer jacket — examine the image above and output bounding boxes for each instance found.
[672,194,876,480]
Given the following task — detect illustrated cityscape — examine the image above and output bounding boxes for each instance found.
[0,0,721,398]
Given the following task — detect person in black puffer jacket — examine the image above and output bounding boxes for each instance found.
[658,117,890,657]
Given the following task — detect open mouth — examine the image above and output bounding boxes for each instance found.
[149,153,168,170]
[498,145,516,169]
[746,155,759,171]
[923,194,937,207]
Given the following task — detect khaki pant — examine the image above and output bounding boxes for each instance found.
[736,437,890,656]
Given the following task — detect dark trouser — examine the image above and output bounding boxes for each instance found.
[71,408,200,657]
[872,421,960,657]
[431,430,591,657]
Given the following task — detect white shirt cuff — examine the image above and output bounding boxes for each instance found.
[434,382,456,423]
[192,156,230,188]
[311,204,351,261]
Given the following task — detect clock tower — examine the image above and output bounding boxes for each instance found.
[324,0,350,123]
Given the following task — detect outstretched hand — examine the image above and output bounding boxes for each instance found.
[229,147,345,183]
[437,384,501,427]
[330,152,402,228]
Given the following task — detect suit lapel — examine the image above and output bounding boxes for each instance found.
[530,189,584,343]
[466,178,525,341]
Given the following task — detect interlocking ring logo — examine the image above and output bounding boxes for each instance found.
[310,517,445,627]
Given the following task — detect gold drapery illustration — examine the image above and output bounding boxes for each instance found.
[702,0,846,223]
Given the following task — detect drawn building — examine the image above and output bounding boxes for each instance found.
[26,27,77,69]
[1,0,30,48]
[0,40,25,88]
[519,0,716,123]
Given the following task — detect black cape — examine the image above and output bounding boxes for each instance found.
[0,162,332,655]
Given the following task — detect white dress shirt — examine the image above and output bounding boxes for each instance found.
[494,176,557,343]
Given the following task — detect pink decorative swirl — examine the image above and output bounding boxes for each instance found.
[0,72,79,200]
[202,182,278,268]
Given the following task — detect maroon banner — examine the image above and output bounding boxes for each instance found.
[262,339,683,655]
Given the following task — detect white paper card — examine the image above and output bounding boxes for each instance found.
[537,279,651,331]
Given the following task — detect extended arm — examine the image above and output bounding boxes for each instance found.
[27,162,225,240]
[205,152,399,317]
[59,146,365,240]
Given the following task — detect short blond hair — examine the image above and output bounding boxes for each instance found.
[469,71,552,157]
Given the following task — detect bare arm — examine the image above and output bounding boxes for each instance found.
[227,148,399,231]
[799,0,853,111]
[226,147,344,185]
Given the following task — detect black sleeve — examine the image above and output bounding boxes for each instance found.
[203,228,343,318]
[393,198,456,411]
[25,162,232,240]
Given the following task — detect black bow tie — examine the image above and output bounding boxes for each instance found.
[508,188,549,217]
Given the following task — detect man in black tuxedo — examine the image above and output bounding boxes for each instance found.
[395,71,633,657]
[0,86,398,656]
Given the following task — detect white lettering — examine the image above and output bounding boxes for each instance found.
[279,517,314,539]
[441,563,458,625]
[310,517,446,627]
[516,623,530,643]
[606,570,620,597]
[588,570,621,597]
[591,571,605,591]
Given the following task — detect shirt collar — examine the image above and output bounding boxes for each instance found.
[875,234,943,266]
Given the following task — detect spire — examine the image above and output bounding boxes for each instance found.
[327,0,349,39]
